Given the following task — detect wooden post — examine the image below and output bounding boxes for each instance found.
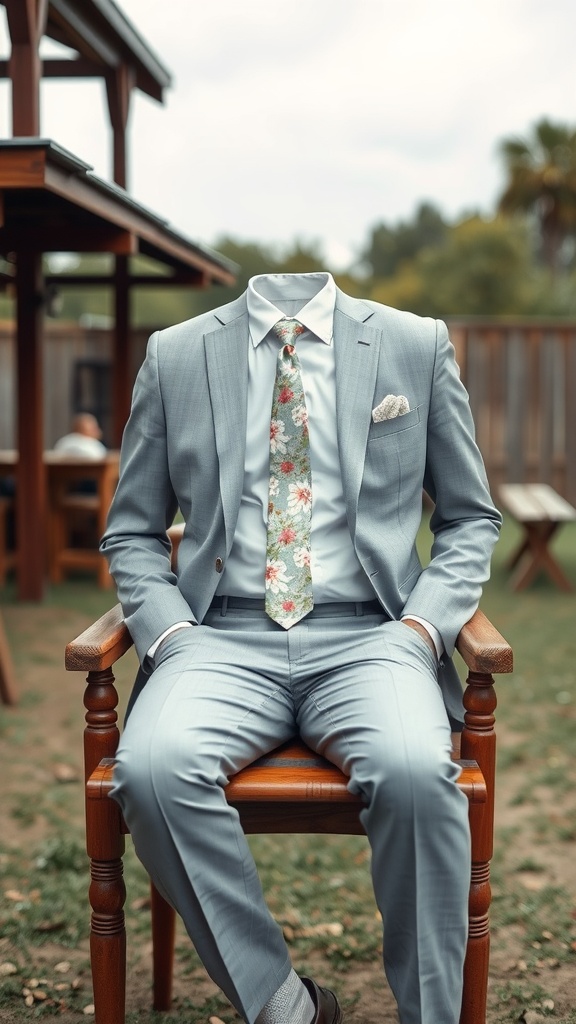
[106,65,135,445]
[6,0,49,600]
[106,65,134,192]
[5,0,48,136]
[112,256,131,447]
[15,250,46,601]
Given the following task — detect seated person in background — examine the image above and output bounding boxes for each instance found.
[54,413,107,504]
[54,413,106,459]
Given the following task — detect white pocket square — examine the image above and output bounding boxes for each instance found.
[372,394,410,422]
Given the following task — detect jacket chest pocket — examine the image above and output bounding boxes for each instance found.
[368,405,421,442]
[363,407,424,495]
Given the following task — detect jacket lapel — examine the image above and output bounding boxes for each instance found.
[333,292,381,535]
[204,300,249,550]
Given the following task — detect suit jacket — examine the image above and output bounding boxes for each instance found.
[101,287,501,725]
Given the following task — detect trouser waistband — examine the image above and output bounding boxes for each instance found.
[209,596,384,618]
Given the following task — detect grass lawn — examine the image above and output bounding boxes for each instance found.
[0,513,575,1022]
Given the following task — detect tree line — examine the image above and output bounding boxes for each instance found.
[2,117,576,325]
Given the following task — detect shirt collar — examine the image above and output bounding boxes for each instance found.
[247,272,336,347]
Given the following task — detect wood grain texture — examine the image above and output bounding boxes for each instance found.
[88,745,486,815]
[65,604,132,671]
[456,609,513,675]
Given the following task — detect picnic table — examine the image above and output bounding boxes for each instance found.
[499,483,576,592]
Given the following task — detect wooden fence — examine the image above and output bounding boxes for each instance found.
[1,319,576,503]
[448,321,576,504]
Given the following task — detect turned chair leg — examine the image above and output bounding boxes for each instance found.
[151,882,177,1010]
[461,809,491,1024]
[459,668,497,1024]
[89,851,126,1024]
[84,667,126,1023]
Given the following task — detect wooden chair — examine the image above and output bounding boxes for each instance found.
[65,527,512,1024]
[47,456,119,589]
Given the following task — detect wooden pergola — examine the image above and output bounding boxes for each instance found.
[0,0,236,600]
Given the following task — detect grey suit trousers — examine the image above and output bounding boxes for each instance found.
[112,608,470,1024]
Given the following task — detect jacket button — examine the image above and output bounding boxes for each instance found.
[215,557,224,573]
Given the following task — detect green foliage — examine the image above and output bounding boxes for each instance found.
[190,235,329,317]
[360,201,448,278]
[370,215,536,316]
[498,117,576,272]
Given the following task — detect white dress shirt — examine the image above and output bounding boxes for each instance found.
[216,271,375,603]
[149,272,442,659]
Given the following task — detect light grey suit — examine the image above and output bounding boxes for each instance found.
[101,287,501,1024]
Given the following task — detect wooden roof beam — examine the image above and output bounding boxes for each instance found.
[44,57,105,77]
[0,57,105,78]
[1,0,172,103]
[45,0,170,101]
[44,270,206,287]
[0,141,237,284]
[47,0,120,68]
[89,0,171,97]
[0,225,137,254]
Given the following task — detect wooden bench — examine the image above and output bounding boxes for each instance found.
[499,483,576,591]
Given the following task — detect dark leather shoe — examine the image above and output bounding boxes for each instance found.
[302,977,343,1024]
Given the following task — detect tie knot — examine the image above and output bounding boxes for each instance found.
[272,319,305,346]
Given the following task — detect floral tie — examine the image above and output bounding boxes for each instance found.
[265,319,313,628]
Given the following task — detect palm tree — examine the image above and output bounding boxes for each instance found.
[498,118,576,273]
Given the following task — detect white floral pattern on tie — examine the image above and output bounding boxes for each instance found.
[265,319,314,628]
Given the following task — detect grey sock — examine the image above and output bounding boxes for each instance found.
[255,969,315,1024]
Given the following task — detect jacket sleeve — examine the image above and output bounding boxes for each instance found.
[401,320,502,655]
[100,332,197,664]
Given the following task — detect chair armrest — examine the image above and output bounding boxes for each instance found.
[65,603,133,673]
[66,524,184,675]
[455,609,513,675]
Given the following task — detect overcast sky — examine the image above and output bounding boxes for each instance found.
[1,0,575,268]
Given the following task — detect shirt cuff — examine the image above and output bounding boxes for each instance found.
[147,621,193,659]
[400,616,444,660]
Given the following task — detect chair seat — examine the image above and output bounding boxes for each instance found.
[87,740,486,837]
